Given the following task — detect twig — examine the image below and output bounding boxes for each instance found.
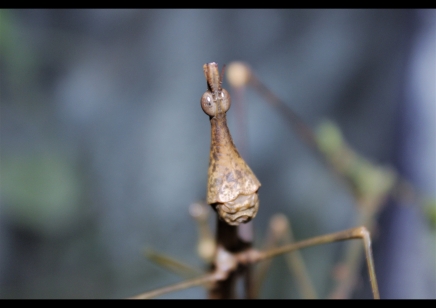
[128,273,217,299]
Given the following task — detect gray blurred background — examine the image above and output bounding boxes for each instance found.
[0,9,435,299]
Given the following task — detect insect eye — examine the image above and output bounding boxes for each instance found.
[219,89,231,113]
[201,92,217,116]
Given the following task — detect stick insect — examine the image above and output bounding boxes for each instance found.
[129,62,392,299]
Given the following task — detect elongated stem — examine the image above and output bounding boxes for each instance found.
[128,273,217,299]
[253,214,317,299]
[208,218,252,299]
[144,249,203,278]
[227,62,319,152]
[203,62,258,298]
[254,226,380,299]
[190,202,216,262]
[281,218,318,299]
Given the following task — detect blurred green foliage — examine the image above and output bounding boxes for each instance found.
[1,153,82,236]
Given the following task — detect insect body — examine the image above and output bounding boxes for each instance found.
[201,62,261,226]
[131,62,381,299]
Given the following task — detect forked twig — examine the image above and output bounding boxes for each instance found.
[256,226,379,299]
[130,226,379,299]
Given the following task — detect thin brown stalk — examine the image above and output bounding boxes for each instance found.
[253,226,380,299]
[128,273,217,299]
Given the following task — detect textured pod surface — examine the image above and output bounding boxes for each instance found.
[207,116,260,204]
[215,193,259,226]
[202,63,261,225]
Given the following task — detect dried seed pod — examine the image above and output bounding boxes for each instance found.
[202,62,261,226]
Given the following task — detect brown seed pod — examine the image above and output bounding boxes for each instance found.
[202,62,261,226]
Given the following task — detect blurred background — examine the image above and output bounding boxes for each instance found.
[0,9,435,299]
